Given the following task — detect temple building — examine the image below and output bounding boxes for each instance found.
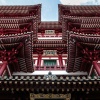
[0,4,100,100]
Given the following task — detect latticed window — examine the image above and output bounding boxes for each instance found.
[44,60,56,66]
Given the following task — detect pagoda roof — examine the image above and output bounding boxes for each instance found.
[67,31,100,74]
[36,39,63,43]
[0,32,33,73]
[0,17,36,35]
[59,4,100,21]
[39,21,62,30]
[62,17,100,36]
[64,17,100,28]
[0,17,33,29]
[0,4,41,21]
[33,43,66,48]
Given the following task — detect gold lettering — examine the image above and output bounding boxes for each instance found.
[30,93,71,100]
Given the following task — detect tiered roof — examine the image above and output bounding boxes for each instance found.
[59,5,100,21]
[63,17,100,33]
[38,21,62,31]
[34,40,66,48]
[0,17,34,34]
[0,5,41,20]
[67,31,100,74]
[0,5,40,42]
[0,33,33,73]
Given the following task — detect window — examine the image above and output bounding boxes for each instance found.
[44,60,56,66]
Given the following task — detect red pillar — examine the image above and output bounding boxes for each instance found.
[58,54,63,67]
[6,65,12,77]
[88,65,93,76]
[0,61,7,76]
[92,61,100,76]
[37,54,42,67]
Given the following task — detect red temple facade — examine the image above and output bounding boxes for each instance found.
[0,4,100,100]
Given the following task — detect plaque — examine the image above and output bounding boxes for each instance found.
[30,94,71,100]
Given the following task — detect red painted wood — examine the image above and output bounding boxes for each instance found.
[37,54,42,66]
[58,54,63,67]
[93,61,100,76]
[0,61,7,76]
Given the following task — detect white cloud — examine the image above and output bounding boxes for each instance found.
[0,0,7,5]
[60,0,100,5]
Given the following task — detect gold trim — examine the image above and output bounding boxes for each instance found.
[30,93,71,100]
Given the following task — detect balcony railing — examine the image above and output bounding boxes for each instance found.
[34,66,66,71]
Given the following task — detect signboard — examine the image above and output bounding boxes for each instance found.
[45,30,55,34]
[30,93,71,100]
[43,50,57,56]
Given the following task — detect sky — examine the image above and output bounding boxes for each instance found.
[0,0,100,21]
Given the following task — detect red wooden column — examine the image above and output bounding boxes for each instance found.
[92,61,100,76]
[58,54,63,67]
[0,61,7,76]
[37,54,42,67]
[88,65,93,76]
